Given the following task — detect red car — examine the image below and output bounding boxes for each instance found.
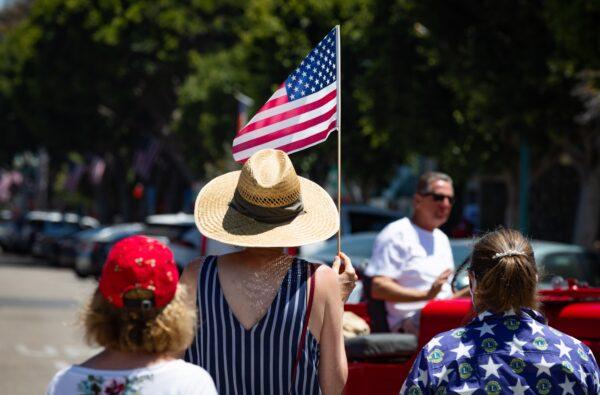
[342,285,600,394]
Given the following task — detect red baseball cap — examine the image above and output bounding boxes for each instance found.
[99,235,179,309]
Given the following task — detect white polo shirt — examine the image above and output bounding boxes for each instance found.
[365,217,454,331]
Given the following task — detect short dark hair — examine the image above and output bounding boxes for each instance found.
[415,171,453,195]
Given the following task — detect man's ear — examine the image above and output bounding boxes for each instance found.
[413,193,422,207]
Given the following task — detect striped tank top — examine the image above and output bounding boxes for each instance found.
[184,256,321,395]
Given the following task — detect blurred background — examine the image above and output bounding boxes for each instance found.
[1,1,600,392]
[1,0,599,247]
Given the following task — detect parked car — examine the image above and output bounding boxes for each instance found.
[446,238,600,290]
[56,226,108,267]
[300,232,600,294]
[77,213,202,277]
[340,204,403,234]
[74,223,145,277]
[166,227,241,271]
[145,213,246,271]
[0,210,14,251]
[31,213,100,261]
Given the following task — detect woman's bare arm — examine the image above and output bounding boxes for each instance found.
[317,265,348,395]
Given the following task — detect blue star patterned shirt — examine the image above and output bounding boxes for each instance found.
[400,309,600,394]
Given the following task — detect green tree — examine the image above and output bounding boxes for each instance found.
[410,0,580,229]
[544,0,600,247]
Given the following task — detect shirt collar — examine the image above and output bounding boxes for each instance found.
[470,308,546,326]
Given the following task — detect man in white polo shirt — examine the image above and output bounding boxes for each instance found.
[365,172,468,335]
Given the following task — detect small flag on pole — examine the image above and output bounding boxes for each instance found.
[232,28,339,162]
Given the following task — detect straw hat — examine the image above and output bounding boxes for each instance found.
[194,149,339,247]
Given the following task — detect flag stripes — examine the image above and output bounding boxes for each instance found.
[232,28,338,162]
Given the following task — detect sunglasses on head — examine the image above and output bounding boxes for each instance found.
[422,192,455,204]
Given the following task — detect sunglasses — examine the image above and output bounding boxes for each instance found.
[422,192,455,205]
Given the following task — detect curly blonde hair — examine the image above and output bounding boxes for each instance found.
[83,284,196,354]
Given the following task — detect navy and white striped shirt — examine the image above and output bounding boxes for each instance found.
[185,256,321,394]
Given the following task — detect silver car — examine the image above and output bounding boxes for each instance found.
[300,232,600,299]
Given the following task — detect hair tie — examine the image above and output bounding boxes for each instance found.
[492,250,526,260]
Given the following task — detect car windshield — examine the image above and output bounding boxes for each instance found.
[74,227,105,240]
[302,234,599,290]
[42,221,81,236]
[537,250,600,288]
[348,212,400,233]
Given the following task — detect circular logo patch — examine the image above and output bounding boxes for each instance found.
[536,378,552,395]
[485,380,501,395]
[452,328,467,339]
[503,317,520,330]
[482,337,498,353]
[509,357,526,374]
[408,385,422,395]
[434,386,447,395]
[427,349,445,364]
[533,337,548,351]
[578,347,590,361]
[458,362,473,379]
[561,360,574,374]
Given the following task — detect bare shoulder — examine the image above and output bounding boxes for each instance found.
[180,257,206,288]
[313,263,340,298]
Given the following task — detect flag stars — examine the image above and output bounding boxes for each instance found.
[578,364,588,382]
[283,29,336,101]
[416,368,428,386]
[559,377,576,395]
[480,356,502,379]
[509,378,530,395]
[450,342,473,359]
[534,356,554,376]
[478,311,493,321]
[454,383,476,395]
[427,335,443,350]
[528,320,545,335]
[475,322,496,337]
[508,335,527,355]
[556,340,573,359]
[432,365,453,384]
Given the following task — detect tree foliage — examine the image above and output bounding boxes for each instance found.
[1,0,600,242]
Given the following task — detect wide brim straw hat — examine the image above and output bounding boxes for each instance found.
[194,149,339,247]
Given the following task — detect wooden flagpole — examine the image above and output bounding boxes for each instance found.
[335,25,342,255]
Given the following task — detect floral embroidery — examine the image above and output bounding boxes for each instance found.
[77,374,152,395]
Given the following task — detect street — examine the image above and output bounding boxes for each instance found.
[0,252,98,394]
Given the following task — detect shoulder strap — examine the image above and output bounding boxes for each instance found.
[290,263,316,393]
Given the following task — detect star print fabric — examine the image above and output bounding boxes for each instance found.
[400,309,600,394]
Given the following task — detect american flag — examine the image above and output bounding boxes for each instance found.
[232,27,339,162]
